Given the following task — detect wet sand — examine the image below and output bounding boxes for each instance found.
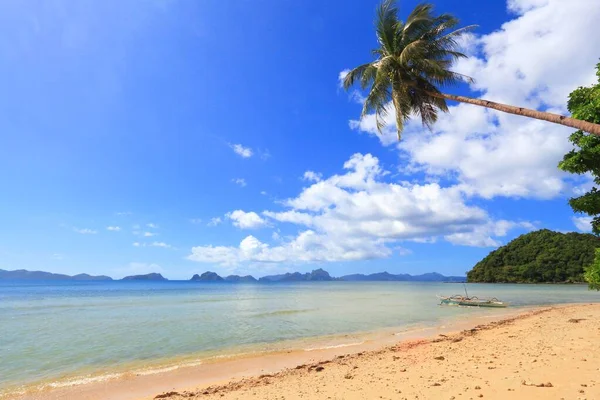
[8,304,600,400]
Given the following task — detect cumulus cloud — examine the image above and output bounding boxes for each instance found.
[73,228,97,234]
[229,143,253,158]
[133,241,173,249]
[302,171,322,182]
[226,210,269,229]
[572,216,593,232]
[106,226,121,231]
[232,178,247,187]
[188,154,529,266]
[146,223,158,229]
[142,232,156,237]
[349,0,600,199]
[207,217,222,227]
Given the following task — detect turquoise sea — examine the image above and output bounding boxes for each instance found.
[1,280,598,394]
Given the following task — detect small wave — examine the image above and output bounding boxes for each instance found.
[304,342,364,351]
[253,309,314,318]
[45,373,123,388]
[36,359,205,391]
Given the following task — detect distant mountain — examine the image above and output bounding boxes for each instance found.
[121,273,166,281]
[191,271,224,282]
[259,268,334,282]
[340,271,465,282]
[224,275,257,283]
[0,269,113,281]
[0,268,466,284]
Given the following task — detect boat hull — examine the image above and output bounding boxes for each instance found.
[439,298,508,308]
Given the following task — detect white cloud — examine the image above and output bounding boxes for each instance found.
[146,223,158,229]
[207,217,222,227]
[232,178,247,187]
[302,171,322,182]
[230,143,253,158]
[348,0,600,200]
[133,241,174,249]
[106,226,121,231]
[226,210,269,229]
[189,154,528,266]
[73,228,97,234]
[151,242,172,248]
[142,232,156,237]
[190,218,203,224]
[260,191,268,196]
[445,220,535,247]
[573,216,593,232]
[116,211,132,216]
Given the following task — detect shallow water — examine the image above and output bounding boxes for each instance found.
[0,280,598,392]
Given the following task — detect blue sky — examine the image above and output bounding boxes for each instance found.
[0,0,598,279]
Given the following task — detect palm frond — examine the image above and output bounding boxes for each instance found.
[344,0,476,140]
[343,63,373,90]
[376,0,399,55]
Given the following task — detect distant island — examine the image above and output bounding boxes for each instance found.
[121,273,167,281]
[191,272,258,283]
[259,268,334,282]
[340,271,465,282]
[0,268,465,282]
[467,229,600,283]
[0,269,112,281]
[187,268,464,283]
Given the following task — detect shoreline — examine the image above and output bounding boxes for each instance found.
[2,304,564,400]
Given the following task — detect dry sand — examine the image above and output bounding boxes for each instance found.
[154,304,600,400]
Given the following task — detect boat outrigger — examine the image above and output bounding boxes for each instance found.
[438,285,509,308]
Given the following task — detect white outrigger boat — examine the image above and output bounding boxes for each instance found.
[438,285,509,308]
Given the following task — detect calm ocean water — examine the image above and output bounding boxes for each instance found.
[1,280,598,393]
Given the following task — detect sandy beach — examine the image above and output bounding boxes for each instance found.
[7,303,598,400]
[155,303,600,400]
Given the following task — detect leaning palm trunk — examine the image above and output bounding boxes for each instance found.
[344,1,600,140]
[429,92,600,136]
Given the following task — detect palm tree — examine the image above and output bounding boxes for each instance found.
[343,0,600,140]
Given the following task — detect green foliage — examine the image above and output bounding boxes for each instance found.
[585,248,600,290]
[558,62,600,234]
[466,229,600,283]
[343,0,475,138]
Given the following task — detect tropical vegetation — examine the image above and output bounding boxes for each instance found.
[343,0,600,140]
[466,229,600,283]
[585,249,600,290]
[559,63,600,289]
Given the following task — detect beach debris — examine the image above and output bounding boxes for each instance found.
[154,392,180,399]
[344,373,353,379]
[475,386,481,390]
[434,356,445,361]
[568,318,586,323]
[314,366,325,372]
[521,380,553,387]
